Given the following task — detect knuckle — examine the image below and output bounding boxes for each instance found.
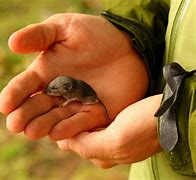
[20,71,39,89]
[50,108,65,120]
[108,133,123,151]
[80,146,91,160]
[32,95,51,111]
[77,141,95,160]
[10,70,42,94]
[32,97,45,109]
[48,13,65,20]
[105,133,125,159]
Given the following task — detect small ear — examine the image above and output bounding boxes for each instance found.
[63,83,72,91]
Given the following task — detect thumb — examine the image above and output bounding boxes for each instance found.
[8,22,56,54]
[57,131,109,160]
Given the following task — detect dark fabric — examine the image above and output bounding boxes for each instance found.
[101,1,169,94]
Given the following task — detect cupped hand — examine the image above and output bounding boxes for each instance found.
[57,95,162,168]
[0,13,148,140]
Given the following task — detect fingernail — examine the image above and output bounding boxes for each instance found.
[57,140,70,151]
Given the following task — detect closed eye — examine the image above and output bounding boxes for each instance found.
[51,86,58,90]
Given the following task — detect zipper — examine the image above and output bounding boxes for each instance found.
[151,156,160,180]
[168,0,191,62]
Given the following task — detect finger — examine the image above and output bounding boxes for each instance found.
[56,139,70,151]
[8,13,71,54]
[6,93,63,133]
[49,113,94,140]
[8,22,56,54]
[49,104,109,141]
[24,102,83,140]
[56,131,109,160]
[0,70,43,114]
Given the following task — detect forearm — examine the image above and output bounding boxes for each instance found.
[101,0,169,94]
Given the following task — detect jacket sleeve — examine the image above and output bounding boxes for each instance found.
[100,0,169,94]
[101,0,196,177]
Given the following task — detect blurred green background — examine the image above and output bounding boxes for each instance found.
[0,0,130,179]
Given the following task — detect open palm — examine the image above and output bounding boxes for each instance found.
[0,13,148,140]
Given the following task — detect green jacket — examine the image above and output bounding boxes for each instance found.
[101,0,196,179]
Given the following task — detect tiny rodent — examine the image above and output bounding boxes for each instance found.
[45,76,110,120]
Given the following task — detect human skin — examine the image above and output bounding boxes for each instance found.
[0,13,162,167]
[57,94,162,168]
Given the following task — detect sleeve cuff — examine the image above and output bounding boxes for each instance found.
[100,1,168,94]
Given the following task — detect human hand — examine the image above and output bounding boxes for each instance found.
[0,13,148,140]
[57,95,162,168]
